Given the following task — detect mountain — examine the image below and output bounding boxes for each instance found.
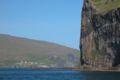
[0,34,80,68]
[80,0,120,70]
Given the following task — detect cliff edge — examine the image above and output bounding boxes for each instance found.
[80,0,120,70]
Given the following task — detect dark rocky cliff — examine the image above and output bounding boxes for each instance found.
[80,0,120,69]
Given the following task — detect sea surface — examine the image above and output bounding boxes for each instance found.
[0,68,120,80]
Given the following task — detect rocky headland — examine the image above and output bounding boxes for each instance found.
[80,0,120,71]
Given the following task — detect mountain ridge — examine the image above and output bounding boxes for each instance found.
[0,33,78,50]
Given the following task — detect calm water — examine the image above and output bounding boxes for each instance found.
[0,68,120,80]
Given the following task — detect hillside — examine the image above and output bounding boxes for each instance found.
[80,0,120,70]
[91,0,120,13]
[0,34,80,68]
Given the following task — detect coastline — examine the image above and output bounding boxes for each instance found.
[0,67,120,72]
[71,67,120,72]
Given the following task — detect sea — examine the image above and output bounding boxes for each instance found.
[0,68,120,80]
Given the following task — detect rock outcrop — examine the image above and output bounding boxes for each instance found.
[80,0,120,69]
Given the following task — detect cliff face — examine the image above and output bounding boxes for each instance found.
[80,0,120,69]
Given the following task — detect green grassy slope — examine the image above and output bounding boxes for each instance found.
[0,34,80,68]
[91,0,120,13]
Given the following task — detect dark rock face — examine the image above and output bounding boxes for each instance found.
[80,0,120,68]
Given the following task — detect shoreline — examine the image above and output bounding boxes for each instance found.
[0,67,119,72]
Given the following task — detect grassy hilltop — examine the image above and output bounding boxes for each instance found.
[91,0,120,13]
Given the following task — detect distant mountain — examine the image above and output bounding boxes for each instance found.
[0,34,80,68]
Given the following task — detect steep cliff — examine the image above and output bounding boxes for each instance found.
[80,0,120,69]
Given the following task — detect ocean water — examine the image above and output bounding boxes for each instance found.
[0,68,120,80]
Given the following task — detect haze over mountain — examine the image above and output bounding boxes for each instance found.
[0,34,80,68]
